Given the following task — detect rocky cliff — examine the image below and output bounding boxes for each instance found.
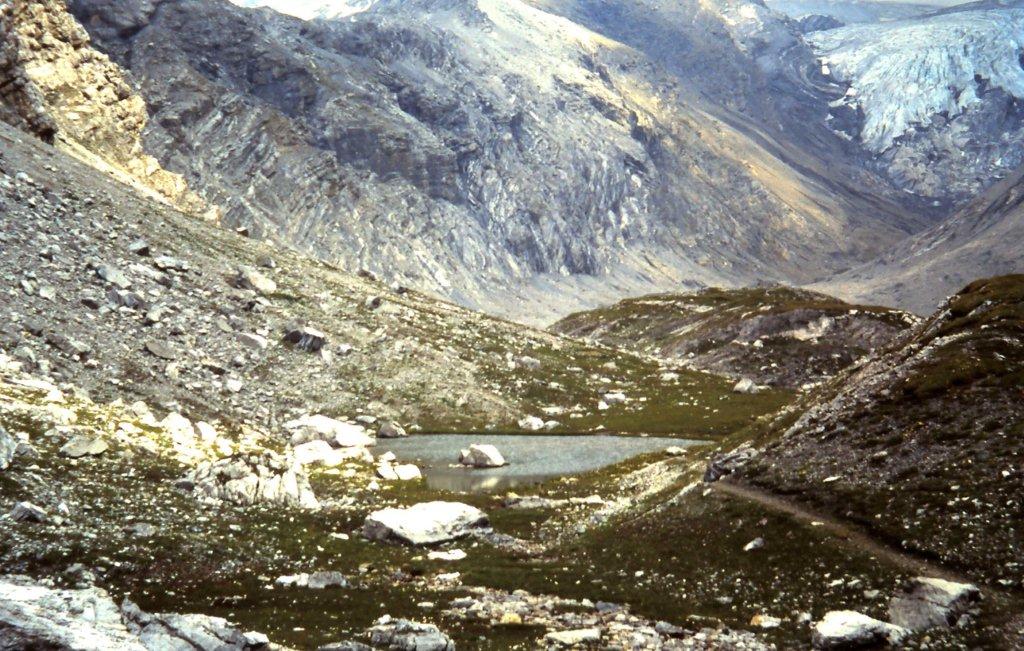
[63,0,924,324]
[0,0,209,214]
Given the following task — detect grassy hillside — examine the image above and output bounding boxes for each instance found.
[737,275,1024,586]
[552,286,915,389]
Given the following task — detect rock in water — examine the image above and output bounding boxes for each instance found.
[377,421,408,439]
[888,577,981,632]
[0,427,17,470]
[182,452,319,509]
[363,501,489,545]
[811,611,908,649]
[59,434,108,458]
[457,444,506,468]
[367,617,455,651]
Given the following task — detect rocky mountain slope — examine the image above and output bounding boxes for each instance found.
[733,275,1024,589]
[808,0,1024,204]
[61,0,926,324]
[0,119,789,437]
[818,162,1024,314]
[0,0,208,214]
[552,286,917,389]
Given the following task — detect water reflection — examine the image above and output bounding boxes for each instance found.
[379,434,705,493]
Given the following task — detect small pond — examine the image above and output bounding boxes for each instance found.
[378,434,705,492]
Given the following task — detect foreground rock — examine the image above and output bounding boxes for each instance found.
[888,577,981,632]
[0,426,17,470]
[275,571,350,590]
[367,616,454,651]
[181,452,319,509]
[121,599,269,650]
[284,415,374,448]
[0,576,270,650]
[377,422,408,439]
[457,444,506,468]
[59,433,109,458]
[811,611,908,649]
[363,502,489,545]
[704,444,758,482]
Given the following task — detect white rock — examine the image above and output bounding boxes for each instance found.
[0,578,145,649]
[284,415,374,447]
[732,378,762,394]
[427,549,467,561]
[458,444,506,468]
[517,416,545,431]
[889,576,981,632]
[811,611,908,649]
[545,628,601,646]
[363,502,489,545]
[603,391,627,404]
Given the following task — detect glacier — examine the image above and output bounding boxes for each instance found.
[809,5,1024,152]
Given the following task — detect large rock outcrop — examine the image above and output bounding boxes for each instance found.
[0,0,209,213]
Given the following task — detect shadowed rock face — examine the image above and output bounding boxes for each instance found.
[65,0,921,324]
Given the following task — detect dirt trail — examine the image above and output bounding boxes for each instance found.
[713,479,971,582]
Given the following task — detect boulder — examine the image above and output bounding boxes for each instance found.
[811,611,908,649]
[603,391,627,404]
[0,577,145,649]
[96,264,132,289]
[236,333,268,350]
[888,577,981,632]
[282,327,326,352]
[121,598,270,649]
[458,444,506,468]
[59,434,108,458]
[367,617,454,651]
[704,444,758,482]
[182,452,319,510]
[293,440,350,467]
[377,463,422,481]
[378,422,408,439]
[732,378,762,394]
[363,501,489,545]
[0,427,17,470]
[276,572,349,590]
[545,628,601,646]
[234,267,277,294]
[10,502,47,523]
[517,416,545,431]
[284,415,374,448]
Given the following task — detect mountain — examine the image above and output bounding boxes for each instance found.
[765,0,940,25]
[807,0,1024,204]
[63,0,925,325]
[818,163,1024,313]
[551,286,917,389]
[733,275,1024,588]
